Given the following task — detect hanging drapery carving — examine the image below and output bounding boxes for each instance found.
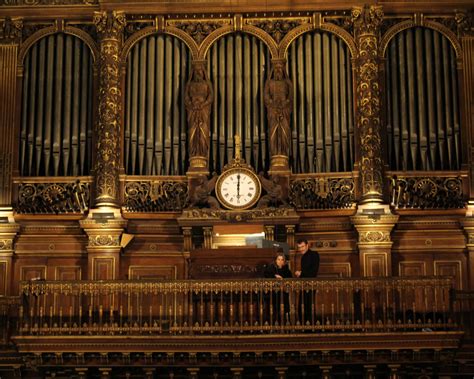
[352,5,384,204]
[124,34,190,176]
[287,30,354,173]
[20,33,93,177]
[93,11,125,207]
[186,61,214,171]
[385,28,461,171]
[264,59,293,171]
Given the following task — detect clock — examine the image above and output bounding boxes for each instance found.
[215,167,261,210]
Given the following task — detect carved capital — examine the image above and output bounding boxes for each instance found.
[455,10,474,37]
[351,213,399,244]
[0,17,22,44]
[351,5,384,37]
[94,11,126,38]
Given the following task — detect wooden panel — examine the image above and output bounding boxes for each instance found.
[55,266,82,281]
[362,253,388,277]
[0,261,8,295]
[20,266,47,281]
[399,261,426,277]
[434,260,462,289]
[128,266,177,280]
[91,257,115,281]
[318,263,351,278]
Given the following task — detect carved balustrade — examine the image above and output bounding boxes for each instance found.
[15,276,457,337]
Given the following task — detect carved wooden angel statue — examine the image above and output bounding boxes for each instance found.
[264,60,293,158]
[185,62,214,160]
[189,174,220,209]
[257,173,287,208]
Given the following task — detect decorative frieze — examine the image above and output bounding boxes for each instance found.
[288,177,355,210]
[389,176,465,210]
[246,18,307,43]
[169,20,227,44]
[1,0,97,4]
[124,180,189,212]
[88,235,121,247]
[15,182,89,214]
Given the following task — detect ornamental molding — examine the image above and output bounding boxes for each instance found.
[359,231,390,243]
[88,235,121,247]
[0,239,13,250]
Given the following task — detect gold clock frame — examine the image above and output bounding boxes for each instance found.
[215,166,262,210]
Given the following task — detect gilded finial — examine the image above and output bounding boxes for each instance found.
[234,134,241,161]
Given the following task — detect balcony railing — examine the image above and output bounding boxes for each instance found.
[13,277,458,337]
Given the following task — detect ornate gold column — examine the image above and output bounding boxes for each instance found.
[80,11,127,280]
[92,11,125,208]
[352,5,384,205]
[351,212,398,277]
[0,17,22,296]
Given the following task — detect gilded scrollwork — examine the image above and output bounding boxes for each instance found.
[288,178,355,210]
[352,5,384,203]
[180,206,295,222]
[0,17,22,43]
[88,235,121,247]
[93,11,126,207]
[124,180,189,212]
[16,181,89,214]
[389,176,465,209]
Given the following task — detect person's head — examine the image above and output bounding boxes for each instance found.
[274,252,286,268]
[273,64,284,80]
[296,238,309,254]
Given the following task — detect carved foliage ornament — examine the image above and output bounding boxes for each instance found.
[170,21,226,45]
[248,18,305,43]
[93,11,125,206]
[455,10,474,37]
[0,17,22,43]
[359,231,390,243]
[88,235,121,247]
[124,181,189,212]
[0,240,13,250]
[289,178,355,210]
[351,5,383,36]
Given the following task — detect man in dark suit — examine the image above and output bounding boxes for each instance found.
[295,238,320,325]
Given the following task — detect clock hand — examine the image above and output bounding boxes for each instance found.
[237,174,241,198]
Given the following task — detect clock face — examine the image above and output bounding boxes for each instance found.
[216,168,261,210]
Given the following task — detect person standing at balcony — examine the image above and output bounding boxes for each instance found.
[295,238,320,325]
[264,251,292,325]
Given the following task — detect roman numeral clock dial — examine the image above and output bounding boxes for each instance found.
[215,168,261,210]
